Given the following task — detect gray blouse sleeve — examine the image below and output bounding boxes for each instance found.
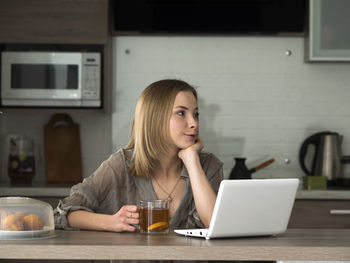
[54,179,100,229]
[54,151,126,229]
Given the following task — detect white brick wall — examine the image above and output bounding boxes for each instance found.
[1,35,350,183]
[112,36,350,179]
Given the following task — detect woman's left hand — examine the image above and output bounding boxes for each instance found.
[178,136,204,164]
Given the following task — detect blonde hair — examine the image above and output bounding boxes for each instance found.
[125,79,197,177]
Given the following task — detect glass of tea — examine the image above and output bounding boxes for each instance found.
[139,200,169,234]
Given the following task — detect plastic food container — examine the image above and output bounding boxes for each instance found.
[0,197,55,239]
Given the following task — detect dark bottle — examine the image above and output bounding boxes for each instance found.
[229,158,251,180]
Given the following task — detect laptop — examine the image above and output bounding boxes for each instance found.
[174,178,299,239]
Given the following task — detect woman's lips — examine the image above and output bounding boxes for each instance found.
[184,134,196,140]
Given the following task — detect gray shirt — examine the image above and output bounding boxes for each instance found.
[55,148,223,230]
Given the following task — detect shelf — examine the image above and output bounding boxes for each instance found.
[0,182,71,197]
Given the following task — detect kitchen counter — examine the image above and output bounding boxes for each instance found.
[0,182,71,197]
[296,189,350,200]
[1,183,349,199]
[0,229,350,261]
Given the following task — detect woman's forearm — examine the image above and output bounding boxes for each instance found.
[67,210,111,231]
[67,205,139,232]
[184,156,216,228]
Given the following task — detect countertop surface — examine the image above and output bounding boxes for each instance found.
[296,189,350,200]
[1,229,350,261]
[1,182,350,199]
[0,183,72,197]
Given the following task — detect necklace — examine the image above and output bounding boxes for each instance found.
[153,176,182,203]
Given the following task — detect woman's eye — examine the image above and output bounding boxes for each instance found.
[177,111,185,116]
[194,112,199,119]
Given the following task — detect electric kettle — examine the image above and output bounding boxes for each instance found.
[299,131,350,186]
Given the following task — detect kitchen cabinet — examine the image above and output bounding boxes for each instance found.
[288,199,350,228]
[0,0,108,44]
[306,0,350,61]
[0,0,111,112]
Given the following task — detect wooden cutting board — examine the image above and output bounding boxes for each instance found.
[44,113,82,184]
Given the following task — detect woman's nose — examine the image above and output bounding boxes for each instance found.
[189,116,198,129]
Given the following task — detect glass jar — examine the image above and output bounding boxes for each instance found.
[8,138,35,185]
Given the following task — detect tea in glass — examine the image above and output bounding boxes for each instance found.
[139,200,169,234]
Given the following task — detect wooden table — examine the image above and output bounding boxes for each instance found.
[1,229,350,261]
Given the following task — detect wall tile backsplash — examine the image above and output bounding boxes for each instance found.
[112,36,350,179]
[1,36,350,183]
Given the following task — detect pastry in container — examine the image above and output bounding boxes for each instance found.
[0,197,55,239]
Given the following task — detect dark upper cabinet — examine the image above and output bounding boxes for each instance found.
[0,0,109,44]
[113,0,306,35]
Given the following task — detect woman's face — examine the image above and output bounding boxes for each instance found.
[169,91,199,150]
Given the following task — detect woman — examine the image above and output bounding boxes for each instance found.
[54,79,223,232]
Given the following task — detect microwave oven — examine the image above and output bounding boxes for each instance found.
[1,51,101,107]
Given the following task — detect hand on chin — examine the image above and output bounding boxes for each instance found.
[177,136,203,161]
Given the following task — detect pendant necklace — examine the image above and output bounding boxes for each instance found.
[153,176,182,203]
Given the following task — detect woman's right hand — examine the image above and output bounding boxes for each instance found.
[108,205,139,232]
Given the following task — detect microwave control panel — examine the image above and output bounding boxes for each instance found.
[81,53,101,100]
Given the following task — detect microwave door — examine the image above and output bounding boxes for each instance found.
[1,52,83,107]
[2,63,83,107]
